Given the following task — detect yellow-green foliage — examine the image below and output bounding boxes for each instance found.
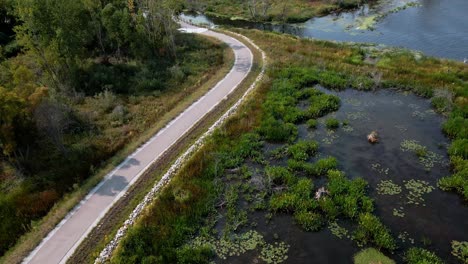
[354,248,395,264]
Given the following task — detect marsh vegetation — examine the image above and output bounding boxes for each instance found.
[111,27,467,263]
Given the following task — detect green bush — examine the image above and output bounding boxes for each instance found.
[309,157,338,176]
[325,118,340,129]
[176,244,214,264]
[287,140,319,161]
[431,96,452,114]
[270,179,318,214]
[443,116,468,139]
[319,71,348,90]
[287,159,313,173]
[307,93,340,118]
[294,210,323,231]
[354,248,395,264]
[404,247,443,264]
[265,166,297,186]
[353,213,396,251]
[306,119,318,129]
[448,139,468,159]
[438,156,468,200]
[259,117,298,143]
[351,76,375,91]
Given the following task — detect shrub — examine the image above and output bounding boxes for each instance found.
[438,156,468,200]
[431,96,452,114]
[354,248,395,264]
[94,89,118,113]
[265,166,296,186]
[306,119,318,129]
[443,116,468,139]
[307,93,340,118]
[287,159,313,173]
[353,213,396,250]
[270,179,318,214]
[309,157,338,176]
[259,117,298,143]
[294,210,323,231]
[287,140,319,161]
[176,244,214,264]
[404,247,443,264]
[325,118,340,129]
[319,71,348,90]
[448,139,468,159]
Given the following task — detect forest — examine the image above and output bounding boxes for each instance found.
[0,0,227,256]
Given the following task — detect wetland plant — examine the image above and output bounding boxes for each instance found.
[451,241,468,263]
[354,248,395,264]
[325,118,340,129]
[404,247,443,264]
[353,213,397,250]
[404,179,435,205]
[377,180,402,195]
[306,119,318,129]
[287,140,319,161]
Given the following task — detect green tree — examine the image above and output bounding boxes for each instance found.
[0,86,24,156]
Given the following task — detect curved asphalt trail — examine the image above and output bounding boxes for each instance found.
[24,22,253,264]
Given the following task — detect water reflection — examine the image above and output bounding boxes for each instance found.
[181,0,468,60]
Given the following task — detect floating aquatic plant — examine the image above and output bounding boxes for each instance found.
[377,180,401,195]
[322,130,339,145]
[392,208,405,218]
[398,231,415,244]
[344,98,362,107]
[412,110,426,120]
[260,242,290,264]
[328,222,350,239]
[191,230,289,262]
[451,240,468,263]
[342,125,354,133]
[371,163,389,175]
[395,125,408,132]
[346,111,369,121]
[400,140,444,170]
[404,179,435,205]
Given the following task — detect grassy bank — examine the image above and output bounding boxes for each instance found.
[185,0,377,23]
[0,34,233,264]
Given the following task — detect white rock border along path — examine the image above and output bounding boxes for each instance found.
[94,25,267,263]
[24,21,262,264]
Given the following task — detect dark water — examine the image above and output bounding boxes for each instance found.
[181,0,468,60]
[218,88,467,264]
[308,87,468,263]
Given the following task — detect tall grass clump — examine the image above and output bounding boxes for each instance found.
[354,248,395,264]
[404,247,443,264]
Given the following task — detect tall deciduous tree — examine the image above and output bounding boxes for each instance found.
[0,86,24,156]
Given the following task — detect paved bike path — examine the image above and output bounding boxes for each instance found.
[24,22,253,264]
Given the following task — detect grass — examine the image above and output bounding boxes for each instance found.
[0,35,235,264]
[354,248,395,264]
[325,118,340,129]
[404,247,443,264]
